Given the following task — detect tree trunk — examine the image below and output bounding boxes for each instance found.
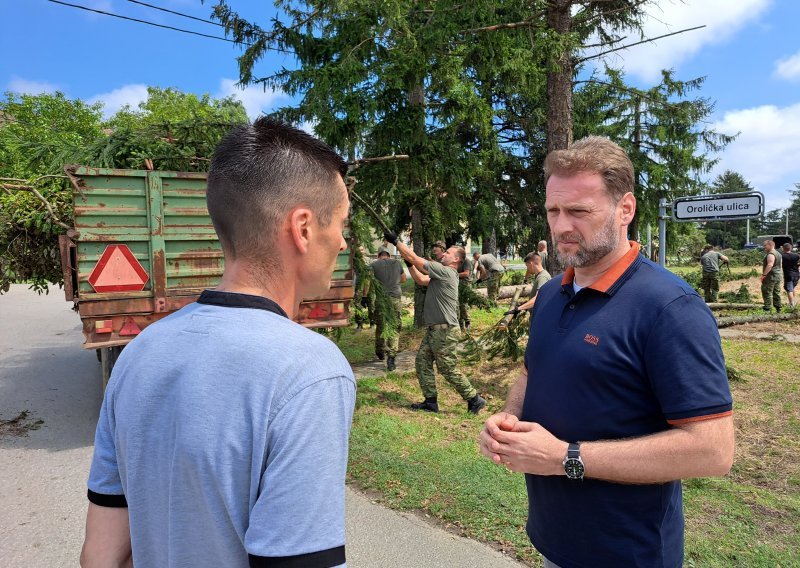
[483,228,497,255]
[546,0,573,153]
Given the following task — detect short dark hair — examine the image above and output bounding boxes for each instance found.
[207,117,347,259]
[543,136,634,203]
[378,250,390,258]
[524,252,541,263]
[433,240,447,251]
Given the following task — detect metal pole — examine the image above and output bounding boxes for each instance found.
[658,198,667,267]
[646,224,652,259]
[746,218,750,244]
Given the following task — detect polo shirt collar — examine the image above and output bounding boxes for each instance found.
[560,241,641,295]
[197,289,288,318]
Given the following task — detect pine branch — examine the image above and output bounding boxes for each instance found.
[0,175,72,230]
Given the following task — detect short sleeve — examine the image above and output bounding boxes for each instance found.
[644,294,733,424]
[424,260,448,280]
[87,389,127,507]
[245,374,356,561]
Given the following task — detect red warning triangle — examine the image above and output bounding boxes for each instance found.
[88,245,149,292]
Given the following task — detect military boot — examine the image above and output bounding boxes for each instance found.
[410,397,439,413]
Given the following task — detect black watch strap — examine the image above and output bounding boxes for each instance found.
[568,442,581,458]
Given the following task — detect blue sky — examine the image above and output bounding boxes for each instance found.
[2,0,799,213]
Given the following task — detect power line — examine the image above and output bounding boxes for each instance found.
[125,0,224,28]
[46,0,247,45]
[47,0,295,56]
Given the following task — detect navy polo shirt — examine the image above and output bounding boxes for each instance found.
[522,243,732,568]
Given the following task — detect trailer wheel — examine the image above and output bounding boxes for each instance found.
[100,346,123,390]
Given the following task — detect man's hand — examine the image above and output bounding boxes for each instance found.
[504,307,520,317]
[760,275,767,282]
[479,412,520,463]
[383,231,398,246]
[481,415,566,476]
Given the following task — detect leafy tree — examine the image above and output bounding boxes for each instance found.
[701,170,754,249]
[0,89,248,293]
[1,92,104,292]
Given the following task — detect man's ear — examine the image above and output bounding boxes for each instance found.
[618,191,636,225]
[288,207,314,254]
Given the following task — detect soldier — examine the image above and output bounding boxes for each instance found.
[537,240,552,274]
[369,248,406,370]
[761,240,783,312]
[457,251,475,331]
[505,252,551,315]
[699,245,729,303]
[475,252,506,302]
[385,231,486,414]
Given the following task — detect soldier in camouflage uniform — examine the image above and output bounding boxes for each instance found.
[369,249,406,370]
[457,253,475,331]
[384,232,486,414]
[761,240,783,312]
[474,252,505,302]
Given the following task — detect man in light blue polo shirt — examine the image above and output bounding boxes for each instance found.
[81,119,355,568]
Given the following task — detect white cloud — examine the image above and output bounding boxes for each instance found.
[774,50,800,81]
[711,102,800,210]
[7,77,59,95]
[216,79,288,120]
[88,84,149,118]
[588,0,771,83]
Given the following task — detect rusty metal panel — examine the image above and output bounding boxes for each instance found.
[65,165,355,347]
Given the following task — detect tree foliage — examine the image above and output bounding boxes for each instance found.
[0,88,248,293]
[212,0,729,258]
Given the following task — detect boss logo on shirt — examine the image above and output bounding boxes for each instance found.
[584,333,600,346]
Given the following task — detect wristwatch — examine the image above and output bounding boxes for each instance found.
[563,442,585,480]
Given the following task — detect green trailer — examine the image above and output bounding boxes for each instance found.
[60,166,354,385]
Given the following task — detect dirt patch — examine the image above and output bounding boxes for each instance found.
[0,411,44,437]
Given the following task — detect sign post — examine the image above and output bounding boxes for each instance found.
[657,192,764,267]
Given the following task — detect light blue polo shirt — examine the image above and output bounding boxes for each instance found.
[88,291,356,567]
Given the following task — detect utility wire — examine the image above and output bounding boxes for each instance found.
[46,0,247,44]
[125,0,225,28]
[46,0,294,55]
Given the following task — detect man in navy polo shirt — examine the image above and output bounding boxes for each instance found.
[479,136,734,568]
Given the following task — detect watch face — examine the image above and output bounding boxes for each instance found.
[564,458,585,479]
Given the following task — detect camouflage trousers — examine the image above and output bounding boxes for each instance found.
[761,274,783,311]
[375,296,402,358]
[415,326,477,401]
[486,272,502,302]
[701,271,720,303]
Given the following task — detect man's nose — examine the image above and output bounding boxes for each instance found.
[549,212,573,236]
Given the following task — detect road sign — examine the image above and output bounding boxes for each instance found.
[87,245,149,292]
[672,192,763,222]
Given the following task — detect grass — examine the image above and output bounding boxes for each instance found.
[333,287,800,567]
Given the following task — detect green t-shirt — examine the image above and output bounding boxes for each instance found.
[460,257,475,282]
[478,254,505,274]
[764,249,783,277]
[701,250,724,273]
[370,258,404,297]
[423,261,460,326]
[530,270,552,299]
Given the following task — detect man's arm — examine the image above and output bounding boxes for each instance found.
[761,255,775,281]
[80,504,133,568]
[719,254,729,264]
[484,414,734,482]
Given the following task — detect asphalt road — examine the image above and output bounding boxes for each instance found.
[0,285,525,567]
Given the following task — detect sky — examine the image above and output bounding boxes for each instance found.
[2,0,799,213]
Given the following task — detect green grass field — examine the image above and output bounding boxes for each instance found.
[332,279,800,567]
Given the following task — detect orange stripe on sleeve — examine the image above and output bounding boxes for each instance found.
[667,410,732,425]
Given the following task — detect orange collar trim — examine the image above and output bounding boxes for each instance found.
[559,241,641,293]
